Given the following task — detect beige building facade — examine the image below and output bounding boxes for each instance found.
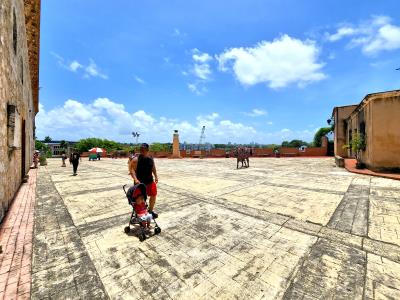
[0,0,40,221]
[333,90,400,172]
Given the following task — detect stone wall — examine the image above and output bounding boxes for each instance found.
[333,105,358,158]
[344,90,400,171]
[370,96,400,170]
[0,0,37,222]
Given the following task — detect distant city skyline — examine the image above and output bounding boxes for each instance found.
[37,0,400,144]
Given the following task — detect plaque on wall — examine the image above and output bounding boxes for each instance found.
[7,104,20,148]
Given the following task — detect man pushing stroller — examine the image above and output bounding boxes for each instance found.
[128,143,159,219]
[123,183,161,241]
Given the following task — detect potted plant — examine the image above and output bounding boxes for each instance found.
[344,133,365,169]
[39,154,47,166]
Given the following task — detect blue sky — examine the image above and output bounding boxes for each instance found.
[36,0,400,144]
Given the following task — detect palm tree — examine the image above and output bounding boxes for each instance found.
[60,140,69,156]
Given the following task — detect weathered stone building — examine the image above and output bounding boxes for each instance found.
[332,90,400,171]
[0,0,40,221]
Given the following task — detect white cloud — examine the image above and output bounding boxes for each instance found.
[172,28,186,38]
[187,82,208,95]
[193,51,212,64]
[134,76,146,84]
[51,53,108,79]
[50,52,65,65]
[193,64,212,80]
[326,15,400,55]
[188,83,200,95]
[173,28,181,36]
[84,59,108,79]
[326,27,357,42]
[36,99,259,143]
[244,109,267,117]
[191,48,213,80]
[36,98,318,143]
[69,60,83,72]
[36,98,319,144]
[217,35,326,89]
[185,49,214,94]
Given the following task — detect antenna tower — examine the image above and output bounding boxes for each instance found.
[198,126,206,151]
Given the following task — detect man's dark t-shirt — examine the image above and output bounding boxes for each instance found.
[71,153,80,163]
[136,154,154,185]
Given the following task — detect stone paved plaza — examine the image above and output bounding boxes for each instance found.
[32,157,400,299]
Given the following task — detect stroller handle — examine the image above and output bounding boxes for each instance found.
[123,184,128,194]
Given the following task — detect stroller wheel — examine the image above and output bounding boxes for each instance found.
[139,233,146,242]
[124,226,130,234]
[154,227,161,235]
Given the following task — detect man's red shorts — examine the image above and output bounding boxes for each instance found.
[146,182,157,197]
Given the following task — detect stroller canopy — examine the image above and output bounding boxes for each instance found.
[126,183,147,204]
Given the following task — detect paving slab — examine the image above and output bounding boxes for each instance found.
[0,168,36,299]
[29,157,400,299]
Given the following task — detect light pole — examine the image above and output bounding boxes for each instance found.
[132,132,140,146]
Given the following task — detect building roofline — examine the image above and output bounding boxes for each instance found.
[364,89,400,99]
[331,104,358,117]
[40,141,77,144]
[333,89,400,119]
[24,0,41,114]
[351,89,400,117]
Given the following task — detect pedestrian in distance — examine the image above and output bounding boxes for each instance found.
[70,150,81,176]
[61,152,67,167]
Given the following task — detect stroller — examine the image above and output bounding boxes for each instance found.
[123,183,161,241]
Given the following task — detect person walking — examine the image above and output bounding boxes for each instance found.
[61,152,67,167]
[127,150,136,174]
[129,143,159,218]
[70,150,80,176]
[33,151,39,168]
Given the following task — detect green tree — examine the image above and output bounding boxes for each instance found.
[101,139,120,152]
[281,141,290,147]
[74,138,123,153]
[35,140,52,157]
[262,144,279,149]
[313,127,332,147]
[150,143,171,152]
[344,133,365,168]
[291,140,309,147]
[214,144,227,149]
[44,136,52,143]
[59,140,68,154]
[282,140,309,148]
[272,145,280,152]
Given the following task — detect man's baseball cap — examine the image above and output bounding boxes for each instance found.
[140,143,149,150]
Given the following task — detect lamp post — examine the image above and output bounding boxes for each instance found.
[132,132,140,146]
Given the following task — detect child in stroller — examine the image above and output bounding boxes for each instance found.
[123,183,161,241]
